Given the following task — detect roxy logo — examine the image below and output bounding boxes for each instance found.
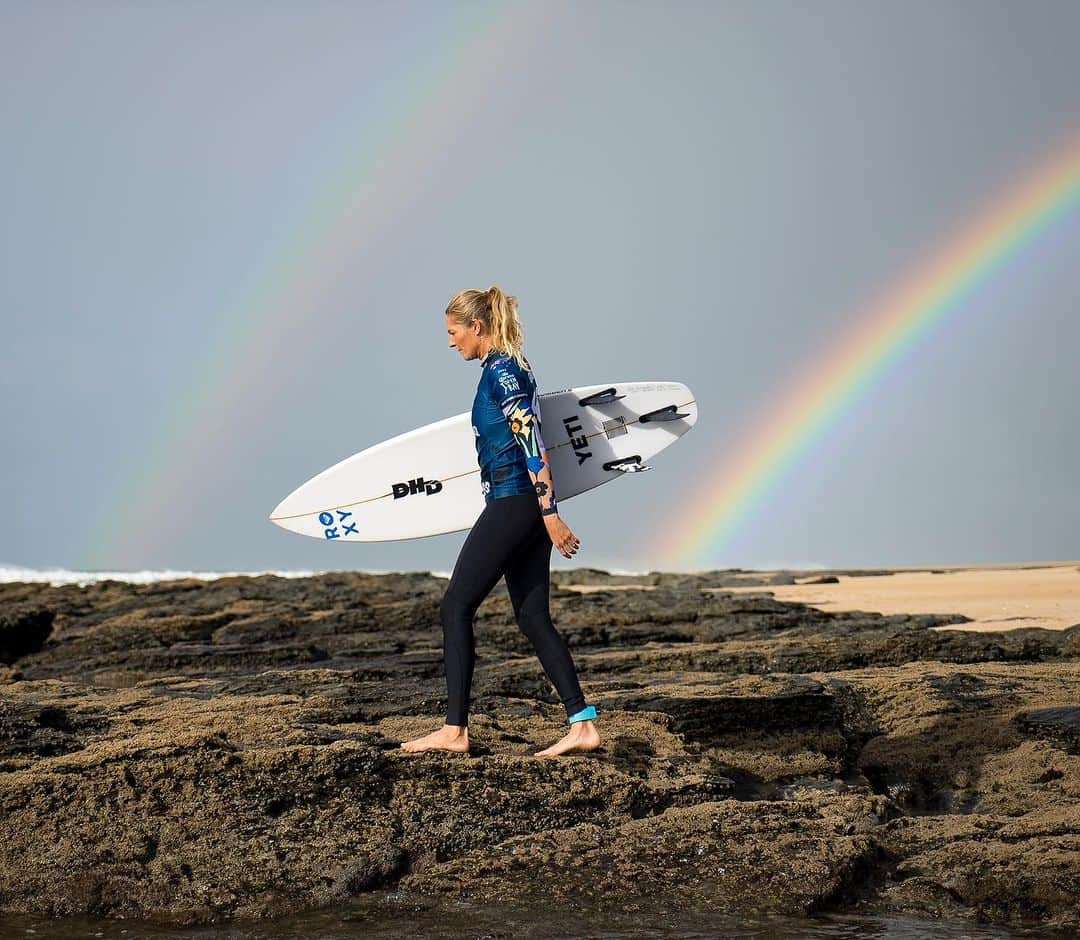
[318,509,357,540]
[562,415,592,465]
[392,476,443,499]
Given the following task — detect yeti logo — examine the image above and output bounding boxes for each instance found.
[562,414,592,465]
[392,476,444,499]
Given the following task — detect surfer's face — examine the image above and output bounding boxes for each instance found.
[446,314,484,361]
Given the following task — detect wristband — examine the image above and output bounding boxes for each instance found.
[541,506,559,516]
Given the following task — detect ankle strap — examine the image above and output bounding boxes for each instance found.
[568,705,597,724]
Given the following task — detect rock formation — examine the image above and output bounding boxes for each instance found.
[0,570,1075,929]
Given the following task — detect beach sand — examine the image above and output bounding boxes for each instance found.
[721,562,1080,632]
[562,562,1080,632]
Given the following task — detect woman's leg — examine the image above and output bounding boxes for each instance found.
[440,495,539,727]
[504,511,588,720]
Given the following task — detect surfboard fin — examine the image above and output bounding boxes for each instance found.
[639,405,689,423]
[604,455,652,473]
[578,387,625,407]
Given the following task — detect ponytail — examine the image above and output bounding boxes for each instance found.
[445,285,527,370]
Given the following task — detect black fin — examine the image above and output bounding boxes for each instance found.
[639,405,689,423]
[578,387,625,407]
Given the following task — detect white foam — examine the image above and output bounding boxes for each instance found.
[0,565,334,588]
[0,564,463,588]
[1,564,710,588]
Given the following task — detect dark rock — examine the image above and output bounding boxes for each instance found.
[401,794,888,916]
[0,699,108,763]
[0,605,54,664]
[1015,706,1080,754]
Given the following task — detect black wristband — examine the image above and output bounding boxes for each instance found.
[541,506,559,516]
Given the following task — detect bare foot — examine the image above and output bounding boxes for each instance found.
[400,723,470,754]
[534,719,602,758]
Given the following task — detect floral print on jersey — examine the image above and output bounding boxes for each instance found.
[473,349,556,511]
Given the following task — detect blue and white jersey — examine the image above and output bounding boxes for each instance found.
[472,348,544,502]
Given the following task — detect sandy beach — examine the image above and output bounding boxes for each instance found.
[719,562,1080,632]
[562,562,1080,632]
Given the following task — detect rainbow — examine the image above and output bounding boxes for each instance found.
[661,132,1080,568]
[81,2,552,567]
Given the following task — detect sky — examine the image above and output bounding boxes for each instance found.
[2,0,1078,575]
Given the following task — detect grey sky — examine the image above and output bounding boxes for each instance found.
[2,1,1078,574]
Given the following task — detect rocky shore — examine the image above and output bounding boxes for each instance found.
[0,568,1076,930]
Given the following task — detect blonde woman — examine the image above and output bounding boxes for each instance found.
[400,286,602,758]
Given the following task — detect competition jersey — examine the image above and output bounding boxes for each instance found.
[472,348,544,503]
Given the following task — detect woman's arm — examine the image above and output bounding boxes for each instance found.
[501,398,557,515]
[500,397,579,558]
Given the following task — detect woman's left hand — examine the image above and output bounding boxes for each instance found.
[543,514,580,559]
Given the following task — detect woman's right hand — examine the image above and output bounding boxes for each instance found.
[543,514,580,559]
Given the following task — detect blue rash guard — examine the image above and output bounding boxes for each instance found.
[472,348,549,504]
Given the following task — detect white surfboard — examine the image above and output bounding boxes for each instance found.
[269,381,697,542]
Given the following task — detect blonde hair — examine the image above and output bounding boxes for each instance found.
[445,285,527,370]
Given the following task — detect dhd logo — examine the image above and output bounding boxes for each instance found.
[392,476,443,499]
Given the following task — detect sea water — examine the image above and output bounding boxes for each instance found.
[0,895,1064,940]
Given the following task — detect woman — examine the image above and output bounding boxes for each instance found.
[400,286,602,758]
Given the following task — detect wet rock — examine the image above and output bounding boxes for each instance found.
[401,792,889,916]
[0,680,402,923]
[874,810,1079,929]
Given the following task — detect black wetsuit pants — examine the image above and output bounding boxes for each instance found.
[441,493,587,726]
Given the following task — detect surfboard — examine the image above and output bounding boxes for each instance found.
[269,381,697,542]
